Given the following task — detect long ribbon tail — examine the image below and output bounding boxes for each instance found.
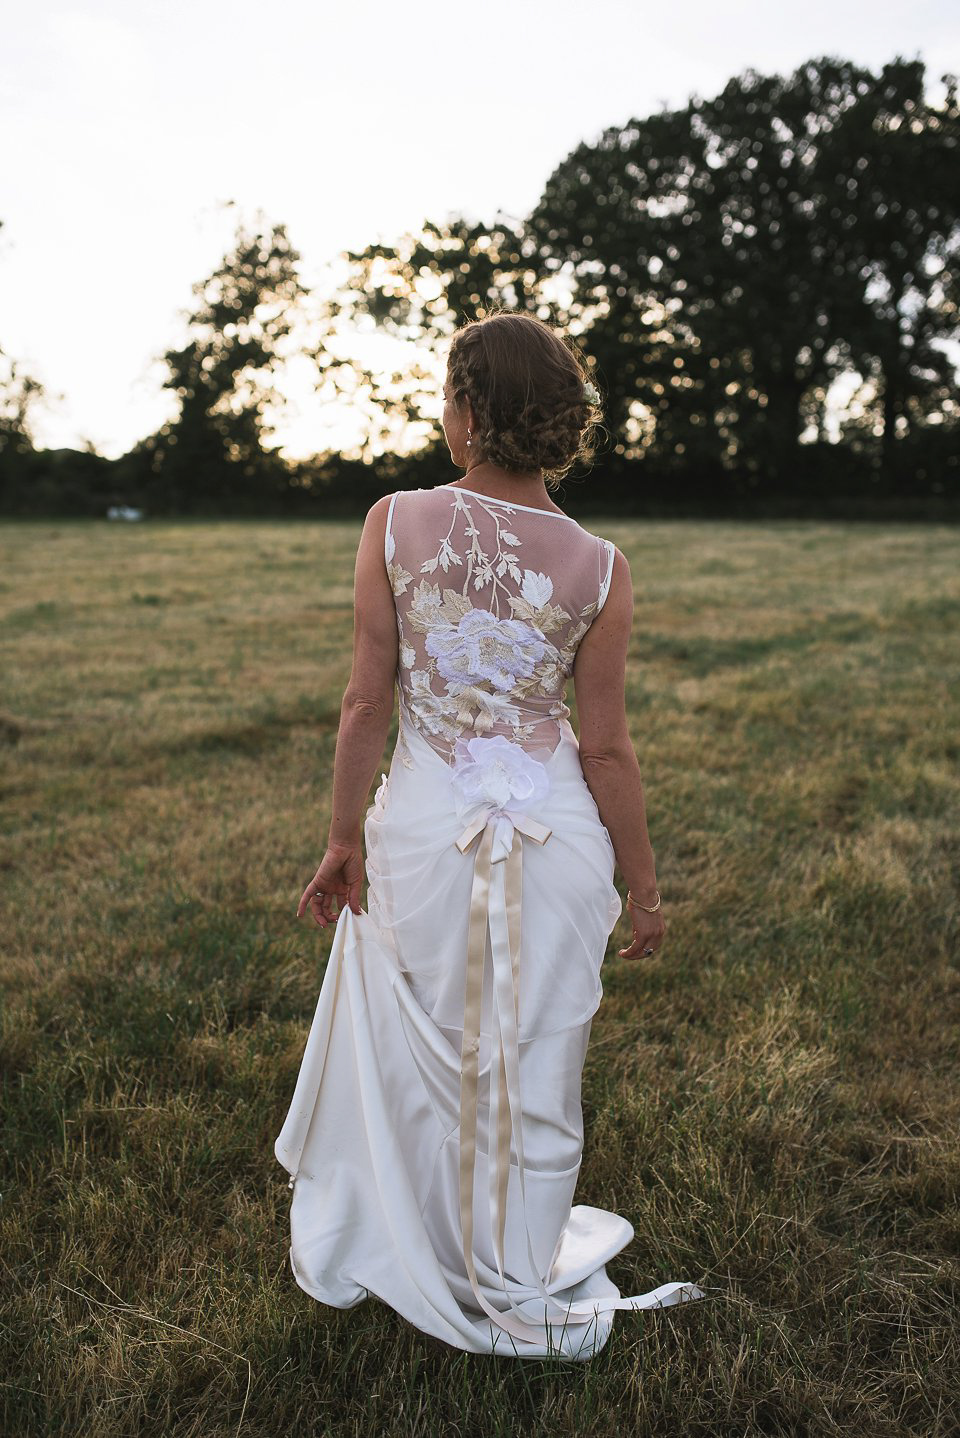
[456,815,707,1347]
[457,819,540,1342]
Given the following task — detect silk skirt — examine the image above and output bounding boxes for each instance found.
[275,702,705,1360]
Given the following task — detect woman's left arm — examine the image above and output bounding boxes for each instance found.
[297,495,399,926]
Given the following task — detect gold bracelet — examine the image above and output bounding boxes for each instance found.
[626,888,661,912]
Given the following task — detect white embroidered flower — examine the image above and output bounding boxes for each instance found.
[400,641,416,669]
[424,608,550,692]
[450,734,551,816]
[385,529,396,563]
[520,569,553,607]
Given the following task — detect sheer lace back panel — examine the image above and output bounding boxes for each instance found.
[384,485,615,765]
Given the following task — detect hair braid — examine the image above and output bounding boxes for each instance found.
[446,310,602,482]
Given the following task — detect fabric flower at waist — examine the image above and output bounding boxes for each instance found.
[450,734,553,863]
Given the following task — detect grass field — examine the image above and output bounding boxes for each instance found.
[2,515,958,1438]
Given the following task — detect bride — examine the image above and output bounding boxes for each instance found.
[276,311,708,1360]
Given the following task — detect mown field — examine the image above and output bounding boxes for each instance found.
[1,514,958,1438]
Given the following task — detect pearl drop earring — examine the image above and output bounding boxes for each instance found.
[466,427,472,448]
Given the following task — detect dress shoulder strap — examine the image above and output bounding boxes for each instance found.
[384,491,401,566]
[597,537,615,613]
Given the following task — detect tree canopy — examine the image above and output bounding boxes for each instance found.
[126,215,309,513]
[4,56,958,518]
[338,56,958,510]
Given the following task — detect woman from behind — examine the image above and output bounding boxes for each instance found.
[277,311,707,1360]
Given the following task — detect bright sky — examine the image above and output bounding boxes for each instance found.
[2,0,957,459]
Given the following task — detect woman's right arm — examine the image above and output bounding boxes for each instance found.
[572,547,665,954]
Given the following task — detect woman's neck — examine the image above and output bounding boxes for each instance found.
[451,461,562,512]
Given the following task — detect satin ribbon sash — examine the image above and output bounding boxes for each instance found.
[454,807,645,1347]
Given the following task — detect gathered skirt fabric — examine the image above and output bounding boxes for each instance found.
[275,705,705,1360]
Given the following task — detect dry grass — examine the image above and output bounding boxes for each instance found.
[1,514,958,1438]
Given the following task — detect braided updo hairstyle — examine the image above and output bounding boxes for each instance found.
[446,310,602,484]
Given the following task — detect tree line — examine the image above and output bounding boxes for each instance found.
[2,55,957,521]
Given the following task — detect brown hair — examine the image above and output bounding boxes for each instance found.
[445,310,601,484]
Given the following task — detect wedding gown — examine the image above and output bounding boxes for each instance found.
[275,482,706,1360]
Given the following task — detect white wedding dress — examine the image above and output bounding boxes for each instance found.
[275,483,706,1360]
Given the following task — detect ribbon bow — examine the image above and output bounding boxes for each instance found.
[449,729,707,1346]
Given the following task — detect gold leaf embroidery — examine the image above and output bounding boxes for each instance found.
[387,561,414,596]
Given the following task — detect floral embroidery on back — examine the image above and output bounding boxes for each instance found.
[384,486,616,767]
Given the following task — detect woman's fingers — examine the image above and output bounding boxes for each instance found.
[297,846,365,925]
[314,888,338,926]
[298,883,348,926]
[618,937,657,960]
[617,914,663,960]
[297,882,331,923]
[618,919,666,960]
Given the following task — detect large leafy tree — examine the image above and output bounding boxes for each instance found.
[304,57,959,508]
[136,215,308,511]
[313,214,549,462]
[525,56,959,490]
[826,66,959,482]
